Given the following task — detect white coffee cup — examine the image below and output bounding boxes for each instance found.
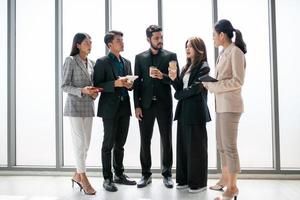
[149,66,157,78]
[168,61,177,72]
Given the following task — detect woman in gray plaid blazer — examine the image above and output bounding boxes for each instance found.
[61,33,99,195]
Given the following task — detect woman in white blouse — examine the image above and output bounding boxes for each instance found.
[169,37,211,193]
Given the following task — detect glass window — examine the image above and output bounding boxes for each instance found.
[63,0,105,167]
[276,0,300,169]
[16,0,55,165]
[0,0,7,166]
[163,0,216,169]
[111,0,158,168]
[218,0,273,168]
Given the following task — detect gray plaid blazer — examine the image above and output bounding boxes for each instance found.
[61,54,96,117]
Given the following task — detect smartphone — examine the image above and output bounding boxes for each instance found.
[91,87,103,92]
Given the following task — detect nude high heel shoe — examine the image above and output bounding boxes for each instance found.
[209,182,225,191]
[215,188,239,200]
[71,173,82,189]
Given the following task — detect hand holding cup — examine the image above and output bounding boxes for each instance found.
[168,60,177,81]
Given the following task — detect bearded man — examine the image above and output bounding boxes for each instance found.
[133,25,179,189]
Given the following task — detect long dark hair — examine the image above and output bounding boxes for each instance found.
[182,37,207,74]
[70,33,91,56]
[215,19,247,54]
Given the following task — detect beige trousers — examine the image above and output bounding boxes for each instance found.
[216,113,241,174]
[69,117,93,173]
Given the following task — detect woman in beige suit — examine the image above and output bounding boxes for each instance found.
[62,33,100,195]
[203,19,246,200]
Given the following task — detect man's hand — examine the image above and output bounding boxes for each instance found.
[123,80,133,89]
[135,107,143,121]
[114,77,128,87]
[151,68,163,80]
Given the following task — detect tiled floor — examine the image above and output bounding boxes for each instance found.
[0,176,300,200]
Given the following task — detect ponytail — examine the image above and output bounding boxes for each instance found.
[234,29,247,54]
[215,19,247,54]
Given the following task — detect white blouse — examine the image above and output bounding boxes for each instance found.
[183,70,191,89]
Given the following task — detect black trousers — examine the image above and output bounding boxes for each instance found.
[101,98,130,180]
[176,121,208,188]
[138,101,173,178]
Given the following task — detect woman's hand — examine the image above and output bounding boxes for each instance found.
[168,70,177,81]
[91,94,98,100]
[81,86,93,95]
[81,86,100,99]
[202,82,208,89]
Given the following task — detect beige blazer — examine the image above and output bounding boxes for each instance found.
[205,43,246,113]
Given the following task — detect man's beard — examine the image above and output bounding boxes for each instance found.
[150,41,163,51]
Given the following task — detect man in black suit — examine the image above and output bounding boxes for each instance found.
[133,25,179,188]
[94,31,136,192]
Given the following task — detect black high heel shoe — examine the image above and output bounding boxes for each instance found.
[71,179,83,189]
[80,182,96,195]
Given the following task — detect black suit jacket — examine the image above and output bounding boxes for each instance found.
[93,55,132,119]
[133,49,178,110]
[172,62,211,125]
